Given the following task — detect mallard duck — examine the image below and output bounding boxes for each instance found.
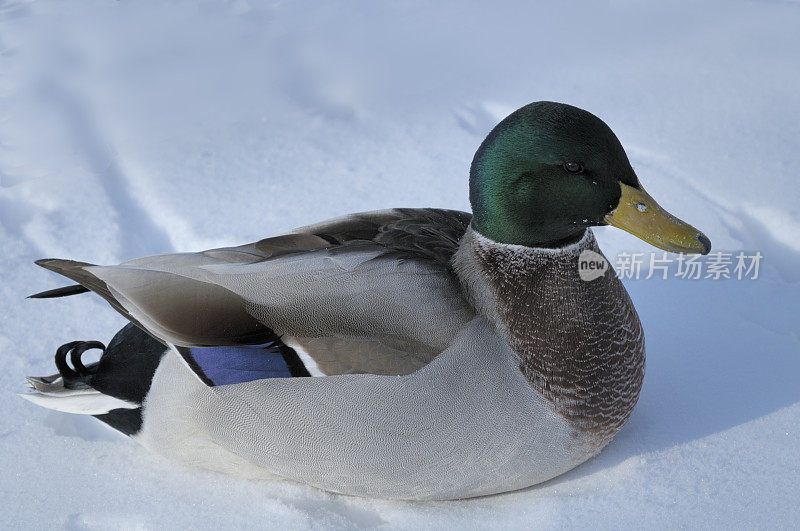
[22,101,710,500]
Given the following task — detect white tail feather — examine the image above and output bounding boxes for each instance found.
[20,383,138,415]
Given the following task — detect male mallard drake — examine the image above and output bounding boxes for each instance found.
[22,102,710,500]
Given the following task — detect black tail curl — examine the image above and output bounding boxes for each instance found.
[53,340,106,390]
[25,324,166,436]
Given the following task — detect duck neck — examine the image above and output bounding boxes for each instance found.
[451,225,645,443]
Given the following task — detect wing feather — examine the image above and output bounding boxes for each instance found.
[33,209,475,376]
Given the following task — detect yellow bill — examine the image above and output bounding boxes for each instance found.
[605,182,711,255]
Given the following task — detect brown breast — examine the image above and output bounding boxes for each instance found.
[454,228,645,444]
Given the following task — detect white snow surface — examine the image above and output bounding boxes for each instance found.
[2,0,799,528]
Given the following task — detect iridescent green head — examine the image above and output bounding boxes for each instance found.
[469,101,711,253]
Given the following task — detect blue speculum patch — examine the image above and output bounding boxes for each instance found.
[188,344,294,385]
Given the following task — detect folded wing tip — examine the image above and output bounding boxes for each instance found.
[35,257,94,269]
[35,258,67,270]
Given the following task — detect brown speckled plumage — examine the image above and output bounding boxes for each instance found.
[454,227,645,445]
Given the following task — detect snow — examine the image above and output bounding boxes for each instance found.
[1,0,799,528]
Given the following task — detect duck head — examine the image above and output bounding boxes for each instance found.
[470,101,711,254]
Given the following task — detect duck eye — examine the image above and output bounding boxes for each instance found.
[563,161,584,174]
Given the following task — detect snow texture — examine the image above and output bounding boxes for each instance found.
[1,0,799,528]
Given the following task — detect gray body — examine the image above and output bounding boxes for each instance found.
[29,209,644,500]
[139,319,588,499]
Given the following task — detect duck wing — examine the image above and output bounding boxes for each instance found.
[34,208,476,378]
